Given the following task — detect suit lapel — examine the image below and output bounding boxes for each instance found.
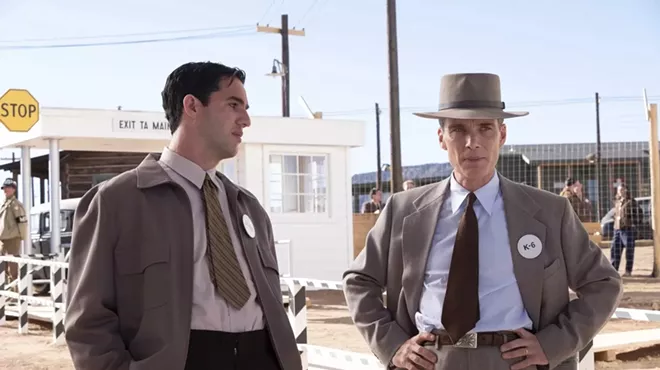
[499,176,546,330]
[402,179,450,320]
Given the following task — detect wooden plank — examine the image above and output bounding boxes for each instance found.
[582,222,601,234]
[257,25,305,36]
[582,222,603,244]
[65,165,134,175]
[592,328,660,352]
[353,214,379,258]
[594,351,616,362]
[70,151,149,159]
[5,304,53,323]
[68,156,147,165]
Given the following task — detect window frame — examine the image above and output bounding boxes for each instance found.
[43,210,75,233]
[265,150,330,221]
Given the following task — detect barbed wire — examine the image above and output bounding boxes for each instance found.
[322,95,660,117]
[295,0,321,28]
[257,0,285,25]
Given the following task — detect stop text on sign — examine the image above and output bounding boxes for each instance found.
[0,102,38,119]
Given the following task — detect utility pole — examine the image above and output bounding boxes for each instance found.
[375,103,382,190]
[386,0,403,194]
[595,92,603,221]
[650,104,660,277]
[257,14,305,117]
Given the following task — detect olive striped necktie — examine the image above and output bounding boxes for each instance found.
[202,175,250,309]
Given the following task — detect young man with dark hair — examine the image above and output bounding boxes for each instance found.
[65,62,301,370]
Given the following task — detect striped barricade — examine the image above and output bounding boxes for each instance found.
[1,261,660,369]
[0,255,68,344]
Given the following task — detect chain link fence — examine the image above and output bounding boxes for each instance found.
[352,141,653,241]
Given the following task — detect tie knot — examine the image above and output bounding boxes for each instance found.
[467,192,477,207]
[203,174,217,190]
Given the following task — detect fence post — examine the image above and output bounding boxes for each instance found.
[0,260,5,326]
[286,281,308,369]
[578,341,595,370]
[51,262,65,345]
[18,261,28,334]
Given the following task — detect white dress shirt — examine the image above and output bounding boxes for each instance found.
[158,147,265,332]
[415,172,534,333]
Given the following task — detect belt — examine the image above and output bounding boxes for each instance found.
[428,330,519,349]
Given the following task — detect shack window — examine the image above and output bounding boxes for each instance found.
[268,154,328,214]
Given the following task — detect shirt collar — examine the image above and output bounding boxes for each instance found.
[449,171,500,215]
[159,147,219,189]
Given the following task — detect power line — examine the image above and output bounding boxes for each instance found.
[0,29,256,51]
[295,0,321,27]
[0,25,254,44]
[258,0,284,25]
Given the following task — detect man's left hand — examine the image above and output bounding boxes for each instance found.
[500,328,549,370]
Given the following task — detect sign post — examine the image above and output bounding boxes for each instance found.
[0,89,39,259]
[0,89,40,132]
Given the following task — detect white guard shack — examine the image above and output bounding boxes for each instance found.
[0,107,365,281]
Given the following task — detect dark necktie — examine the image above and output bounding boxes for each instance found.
[441,192,480,342]
[202,175,251,309]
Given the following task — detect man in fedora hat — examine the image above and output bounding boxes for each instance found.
[343,73,622,370]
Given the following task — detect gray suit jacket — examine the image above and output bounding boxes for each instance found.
[64,154,302,370]
[343,175,623,370]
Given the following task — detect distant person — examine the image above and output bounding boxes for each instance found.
[343,73,622,370]
[0,178,27,283]
[611,183,642,276]
[65,62,301,370]
[403,180,416,191]
[560,177,593,222]
[361,188,383,213]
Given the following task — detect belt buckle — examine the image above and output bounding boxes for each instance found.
[454,332,477,349]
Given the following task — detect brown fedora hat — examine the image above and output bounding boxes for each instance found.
[413,73,528,120]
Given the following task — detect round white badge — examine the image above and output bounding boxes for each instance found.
[242,214,256,238]
[517,234,542,259]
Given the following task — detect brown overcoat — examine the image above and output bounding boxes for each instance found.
[65,154,302,370]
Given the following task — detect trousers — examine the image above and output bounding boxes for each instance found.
[184,329,281,370]
[611,228,635,273]
[422,344,538,370]
[0,237,21,282]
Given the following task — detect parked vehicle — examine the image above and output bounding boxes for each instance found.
[29,198,80,294]
[600,196,652,241]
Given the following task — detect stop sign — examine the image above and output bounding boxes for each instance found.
[0,89,40,132]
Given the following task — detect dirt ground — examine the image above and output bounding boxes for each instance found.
[2,247,660,369]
